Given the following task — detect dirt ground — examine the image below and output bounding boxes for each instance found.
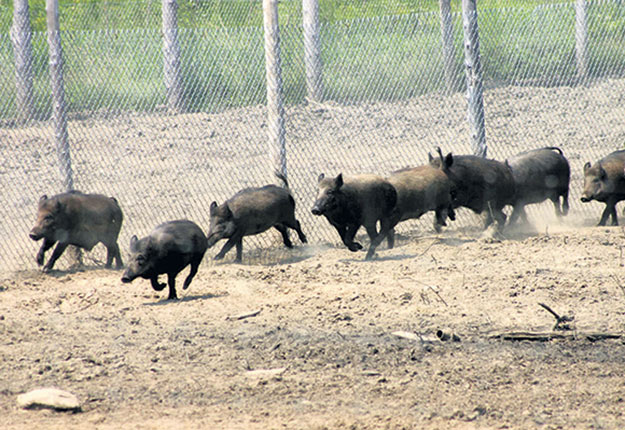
[3,75,625,428]
[2,215,625,429]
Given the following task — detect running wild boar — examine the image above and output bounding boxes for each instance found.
[386,158,455,247]
[429,148,515,229]
[121,220,208,300]
[207,173,307,262]
[507,147,570,226]
[311,173,397,260]
[29,191,123,272]
[581,149,625,226]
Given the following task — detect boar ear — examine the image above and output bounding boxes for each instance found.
[583,162,591,173]
[334,173,344,189]
[317,173,325,183]
[129,235,138,251]
[444,153,453,168]
[427,152,434,163]
[39,195,48,203]
[210,201,218,214]
[53,200,63,213]
[144,236,156,254]
[224,204,234,219]
[599,164,607,180]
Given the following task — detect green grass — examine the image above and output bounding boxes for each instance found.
[0,0,577,32]
[1,1,624,120]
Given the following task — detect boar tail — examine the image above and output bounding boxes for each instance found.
[274,170,289,189]
[545,146,564,156]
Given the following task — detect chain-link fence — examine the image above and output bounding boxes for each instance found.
[2,0,625,273]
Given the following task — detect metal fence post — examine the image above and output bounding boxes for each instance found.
[462,0,487,158]
[263,0,287,177]
[47,0,80,265]
[10,0,35,122]
[46,0,74,191]
[303,0,324,102]
[439,0,459,93]
[162,0,184,112]
[575,0,588,81]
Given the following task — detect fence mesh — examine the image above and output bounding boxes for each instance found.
[2,0,625,273]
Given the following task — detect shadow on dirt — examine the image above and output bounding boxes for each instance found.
[142,292,227,306]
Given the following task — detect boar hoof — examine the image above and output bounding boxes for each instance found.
[348,242,363,252]
[152,282,167,291]
[36,253,44,266]
[214,254,225,261]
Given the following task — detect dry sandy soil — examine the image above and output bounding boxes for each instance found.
[2,77,625,428]
[2,216,625,429]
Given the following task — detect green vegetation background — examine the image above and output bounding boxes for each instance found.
[0,0,624,119]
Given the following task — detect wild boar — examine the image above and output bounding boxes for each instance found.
[386,162,455,247]
[311,173,397,260]
[121,220,208,300]
[29,191,123,272]
[507,147,570,226]
[207,173,307,262]
[429,148,515,229]
[581,149,625,226]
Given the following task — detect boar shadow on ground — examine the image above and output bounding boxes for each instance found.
[142,292,227,306]
[338,253,417,263]
[43,264,120,278]
[213,243,322,266]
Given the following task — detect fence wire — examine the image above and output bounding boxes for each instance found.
[1,1,625,273]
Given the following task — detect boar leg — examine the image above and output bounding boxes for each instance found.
[166,273,178,300]
[214,233,244,261]
[561,190,570,216]
[434,207,449,232]
[330,222,362,252]
[235,237,244,262]
[150,276,167,291]
[366,218,397,259]
[508,204,528,226]
[105,243,123,269]
[36,238,56,266]
[43,242,69,272]
[285,219,307,244]
[364,223,383,260]
[183,258,201,290]
[343,224,363,252]
[274,224,293,248]
[598,201,618,226]
[386,229,395,249]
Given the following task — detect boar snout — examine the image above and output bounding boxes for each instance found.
[311,205,323,216]
[581,196,591,203]
[29,229,42,241]
[121,270,136,283]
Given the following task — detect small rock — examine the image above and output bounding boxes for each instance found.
[245,368,286,378]
[17,388,81,412]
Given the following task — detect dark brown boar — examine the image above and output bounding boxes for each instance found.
[206,173,307,262]
[386,162,455,247]
[508,147,570,226]
[121,220,207,300]
[311,173,397,260]
[29,191,123,272]
[581,150,625,226]
[429,148,515,229]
